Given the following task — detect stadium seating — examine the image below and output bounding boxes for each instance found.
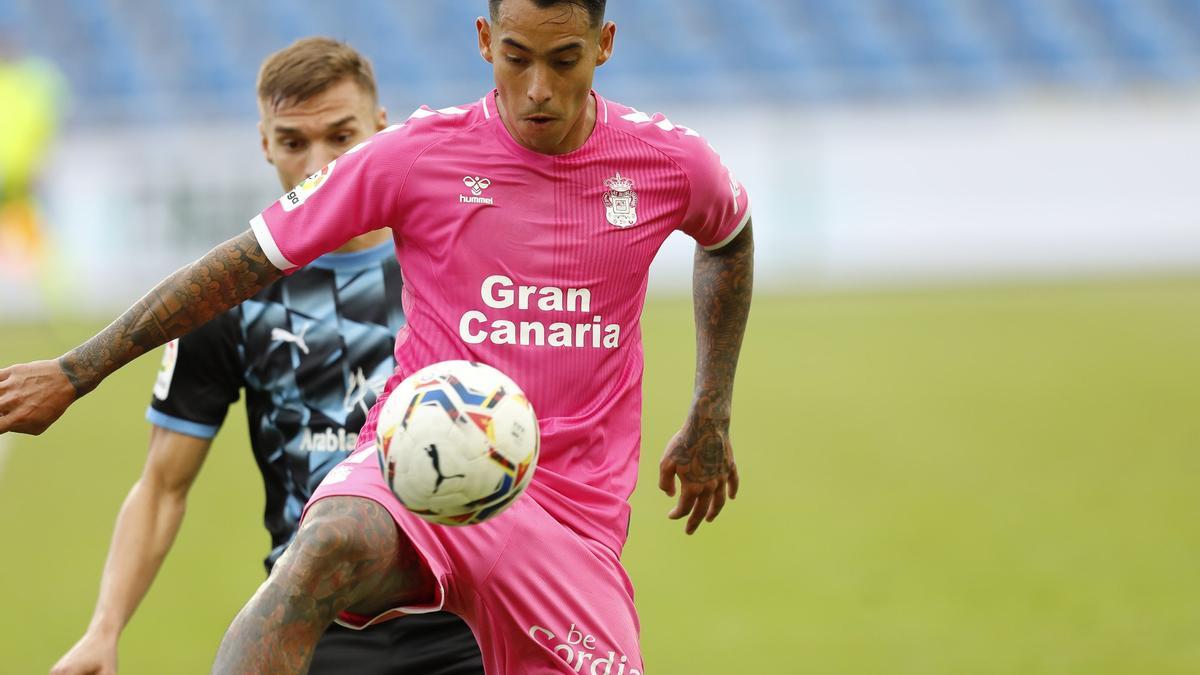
[2,0,1198,124]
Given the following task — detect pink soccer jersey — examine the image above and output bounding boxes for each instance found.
[251,91,750,555]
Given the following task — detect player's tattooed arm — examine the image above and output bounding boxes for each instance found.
[659,221,753,535]
[690,221,754,420]
[0,229,280,436]
[61,229,282,395]
[212,496,434,674]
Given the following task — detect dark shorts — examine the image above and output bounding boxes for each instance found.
[309,611,483,675]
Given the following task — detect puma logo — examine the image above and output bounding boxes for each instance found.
[424,444,465,493]
[343,368,388,416]
[271,323,312,355]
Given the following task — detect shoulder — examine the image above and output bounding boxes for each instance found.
[367,98,490,159]
[601,98,738,213]
[601,97,717,168]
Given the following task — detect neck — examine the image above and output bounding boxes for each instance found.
[497,93,597,155]
[331,229,391,254]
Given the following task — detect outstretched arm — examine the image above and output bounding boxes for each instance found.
[0,230,280,435]
[659,221,754,534]
[51,426,211,675]
[212,496,434,674]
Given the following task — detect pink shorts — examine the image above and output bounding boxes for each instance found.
[305,445,645,675]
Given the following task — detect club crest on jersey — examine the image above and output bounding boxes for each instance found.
[603,172,638,228]
[281,161,336,212]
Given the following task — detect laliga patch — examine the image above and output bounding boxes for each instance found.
[280,161,336,212]
[153,339,180,400]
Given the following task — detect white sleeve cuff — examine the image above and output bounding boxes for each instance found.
[249,214,297,271]
[702,204,753,252]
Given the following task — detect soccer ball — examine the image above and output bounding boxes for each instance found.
[375,360,539,526]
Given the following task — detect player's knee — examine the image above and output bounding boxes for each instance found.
[283,497,432,608]
[290,497,400,572]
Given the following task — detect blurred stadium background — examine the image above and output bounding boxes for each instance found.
[1,1,1199,673]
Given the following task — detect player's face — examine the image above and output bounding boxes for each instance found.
[258,78,387,190]
[477,0,615,155]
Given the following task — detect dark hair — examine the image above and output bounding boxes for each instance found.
[488,0,606,28]
[257,37,377,112]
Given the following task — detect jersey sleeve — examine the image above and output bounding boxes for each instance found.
[675,134,751,250]
[146,313,242,439]
[249,124,416,273]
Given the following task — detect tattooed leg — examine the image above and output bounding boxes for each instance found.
[211,497,435,675]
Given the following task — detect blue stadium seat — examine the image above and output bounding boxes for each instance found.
[0,0,1196,124]
[1072,0,1194,82]
[867,0,1010,95]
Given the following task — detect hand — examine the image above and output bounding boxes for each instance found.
[50,632,118,675]
[658,416,740,535]
[0,359,78,435]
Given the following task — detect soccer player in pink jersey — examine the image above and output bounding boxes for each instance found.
[0,1,753,672]
[48,38,483,675]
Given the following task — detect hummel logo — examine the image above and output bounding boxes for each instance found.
[271,323,312,355]
[463,176,491,195]
[460,176,495,206]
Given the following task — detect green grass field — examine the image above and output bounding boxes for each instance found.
[3,278,1199,674]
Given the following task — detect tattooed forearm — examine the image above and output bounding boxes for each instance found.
[58,229,282,396]
[212,497,432,674]
[656,224,752,527]
[691,221,754,421]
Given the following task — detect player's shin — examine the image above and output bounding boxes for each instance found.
[213,496,432,673]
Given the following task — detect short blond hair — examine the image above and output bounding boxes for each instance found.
[257,37,377,112]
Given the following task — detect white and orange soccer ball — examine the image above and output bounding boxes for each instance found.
[375,360,539,526]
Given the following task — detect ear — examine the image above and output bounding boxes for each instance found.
[258,120,273,165]
[595,21,616,67]
[477,17,494,63]
[375,106,388,131]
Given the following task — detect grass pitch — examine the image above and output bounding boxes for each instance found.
[2,278,1199,674]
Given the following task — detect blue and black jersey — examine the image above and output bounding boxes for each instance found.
[147,241,404,570]
[147,240,482,672]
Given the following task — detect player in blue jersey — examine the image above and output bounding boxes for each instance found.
[49,38,483,675]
